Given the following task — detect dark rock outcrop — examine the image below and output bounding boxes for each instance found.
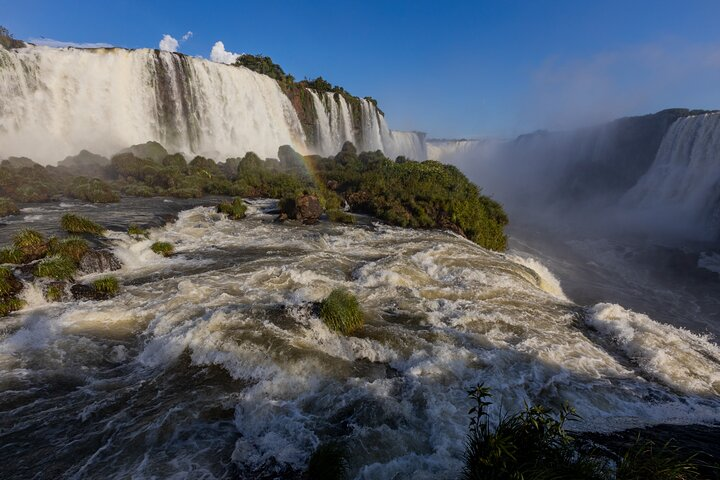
[279,194,323,225]
[71,283,108,301]
[78,250,122,274]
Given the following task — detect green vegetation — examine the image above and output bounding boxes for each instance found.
[13,229,47,260]
[0,296,25,316]
[0,266,21,297]
[45,283,65,302]
[150,241,174,257]
[0,247,24,264]
[0,197,19,217]
[326,209,355,224]
[128,224,149,239]
[48,236,89,263]
[92,276,119,297]
[2,142,507,250]
[60,214,106,235]
[65,177,119,203]
[462,385,705,480]
[616,438,702,480]
[319,288,364,335]
[217,197,247,220]
[306,443,349,480]
[34,255,77,280]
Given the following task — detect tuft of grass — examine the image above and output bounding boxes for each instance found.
[0,266,22,297]
[0,197,19,217]
[34,255,77,280]
[0,246,24,264]
[0,296,25,316]
[45,283,65,302]
[150,241,174,257]
[327,209,355,224]
[13,229,47,260]
[49,236,89,263]
[319,288,364,335]
[616,438,702,480]
[92,276,119,297]
[60,214,106,235]
[217,197,248,220]
[127,224,149,239]
[306,443,348,480]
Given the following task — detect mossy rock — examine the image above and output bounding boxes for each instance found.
[65,177,119,203]
[34,255,77,280]
[48,236,89,263]
[128,224,149,239]
[0,266,23,298]
[217,197,248,220]
[13,229,47,261]
[0,296,25,316]
[92,276,119,297]
[0,197,19,217]
[45,282,68,302]
[319,288,364,335]
[150,241,174,257]
[60,214,106,235]
[326,209,355,224]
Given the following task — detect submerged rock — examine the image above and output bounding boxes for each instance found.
[78,250,122,274]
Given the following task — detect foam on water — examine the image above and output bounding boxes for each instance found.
[1,203,719,479]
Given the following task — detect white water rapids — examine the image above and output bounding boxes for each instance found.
[1,200,718,478]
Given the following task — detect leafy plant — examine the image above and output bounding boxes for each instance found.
[616,438,702,480]
[150,241,174,257]
[60,214,106,235]
[319,288,364,335]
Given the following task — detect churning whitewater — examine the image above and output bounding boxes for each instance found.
[1,200,719,479]
[0,45,425,164]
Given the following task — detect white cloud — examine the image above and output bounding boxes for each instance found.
[182,31,193,41]
[28,38,113,49]
[159,34,179,52]
[210,41,241,64]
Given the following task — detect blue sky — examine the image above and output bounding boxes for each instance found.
[4,0,720,138]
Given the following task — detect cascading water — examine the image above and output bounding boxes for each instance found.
[624,112,720,237]
[0,44,428,164]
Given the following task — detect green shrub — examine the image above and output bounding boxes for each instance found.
[0,297,25,316]
[60,214,106,235]
[34,255,77,280]
[13,229,47,260]
[128,224,149,239]
[0,247,24,264]
[616,439,701,480]
[49,236,89,263]
[319,288,364,334]
[326,209,355,224]
[150,241,174,257]
[66,177,120,203]
[0,197,19,217]
[217,197,248,220]
[45,283,65,302]
[306,443,348,480]
[92,276,119,297]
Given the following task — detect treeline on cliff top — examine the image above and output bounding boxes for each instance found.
[0,141,508,251]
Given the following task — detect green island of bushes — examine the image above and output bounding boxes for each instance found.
[0,141,508,250]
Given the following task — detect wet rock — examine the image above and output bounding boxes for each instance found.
[279,194,323,225]
[78,249,121,274]
[70,283,109,301]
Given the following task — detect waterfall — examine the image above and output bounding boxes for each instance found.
[0,45,308,163]
[624,113,720,236]
[0,44,427,164]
